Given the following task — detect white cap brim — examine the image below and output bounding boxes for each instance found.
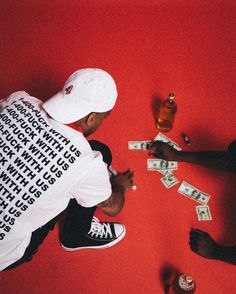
[42,91,93,124]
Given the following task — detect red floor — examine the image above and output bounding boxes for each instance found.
[1,1,236,293]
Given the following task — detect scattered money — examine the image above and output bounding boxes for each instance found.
[160,173,179,189]
[153,133,182,151]
[181,133,191,146]
[178,181,210,205]
[108,165,137,190]
[196,205,212,221]
[147,159,178,171]
[128,135,213,221]
[128,141,152,151]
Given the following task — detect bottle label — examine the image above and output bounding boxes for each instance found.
[178,275,194,291]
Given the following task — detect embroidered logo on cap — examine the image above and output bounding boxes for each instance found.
[65,85,73,95]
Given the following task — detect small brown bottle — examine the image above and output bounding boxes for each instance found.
[156,93,177,132]
[167,273,196,294]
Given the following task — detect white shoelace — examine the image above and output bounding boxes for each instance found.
[88,217,113,239]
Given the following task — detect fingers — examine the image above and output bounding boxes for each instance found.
[189,228,203,244]
[148,141,167,158]
[149,141,165,149]
[123,169,136,190]
[189,231,201,254]
[148,151,161,157]
[189,229,205,246]
[189,232,198,244]
[191,228,207,234]
[190,230,215,247]
[189,243,198,253]
[123,169,134,178]
[190,228,210,238]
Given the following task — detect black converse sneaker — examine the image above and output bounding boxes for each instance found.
[61,217,126,251]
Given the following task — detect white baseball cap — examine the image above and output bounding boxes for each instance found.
[42,68,118,124]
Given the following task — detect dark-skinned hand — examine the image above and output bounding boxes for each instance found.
[148,141,181,162]
[189,228,218,259]
[111,169,134,193]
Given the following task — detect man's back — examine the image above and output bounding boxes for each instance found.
[0,91,111,270]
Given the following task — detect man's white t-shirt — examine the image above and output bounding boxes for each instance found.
[0,91,112,270]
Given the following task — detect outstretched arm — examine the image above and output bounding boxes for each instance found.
[189,229,236,265]
[149,141,235,172]
[176,150,229,171]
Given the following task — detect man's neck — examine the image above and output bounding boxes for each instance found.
[66,122,84,134]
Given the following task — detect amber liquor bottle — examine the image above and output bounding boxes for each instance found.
[156,93,177,132]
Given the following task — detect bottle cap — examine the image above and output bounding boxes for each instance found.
[178,274,195,291]
[168,93,175,99]
[185,275,193,283]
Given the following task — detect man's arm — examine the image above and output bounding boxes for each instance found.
[215,245,236,265]
[97,169,134,217]
[97,192,125,217]
[189,229,236,265]
[149,141,235,172]
[177,151,230,171]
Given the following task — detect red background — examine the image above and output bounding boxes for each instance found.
[1,1,236,293]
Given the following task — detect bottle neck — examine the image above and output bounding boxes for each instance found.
[168,93,175,104]
[168,98,175,104]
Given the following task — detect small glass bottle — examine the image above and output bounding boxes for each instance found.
[167,273,196,294]
[156,93,177,132]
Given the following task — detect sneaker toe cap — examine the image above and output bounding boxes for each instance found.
[114,223,126,237]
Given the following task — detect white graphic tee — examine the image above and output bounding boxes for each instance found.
[0,91,111,270]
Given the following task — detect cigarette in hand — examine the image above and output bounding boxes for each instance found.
[108,166,137,190]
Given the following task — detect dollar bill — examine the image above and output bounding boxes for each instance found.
[160,172,179,188]
[178,181,210,204]
[128,141,152,151]
[147,159,178,171]
[196,205,212,221]
[153,133,182,151]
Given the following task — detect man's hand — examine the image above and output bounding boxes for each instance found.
[111,169,134,193]
[148,141,181,161]
[98,169,134,216]
[189,228,218,259]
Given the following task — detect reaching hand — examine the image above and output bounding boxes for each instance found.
[189,229,218,259]
[111,169,134,193]
[148,141,181,161]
